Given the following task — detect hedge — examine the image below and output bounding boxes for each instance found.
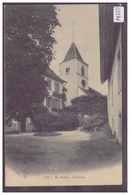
[34,109,79,132]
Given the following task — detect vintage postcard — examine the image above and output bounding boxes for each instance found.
[3,3,127,192]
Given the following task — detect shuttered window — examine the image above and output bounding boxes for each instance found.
[54,82,60,93]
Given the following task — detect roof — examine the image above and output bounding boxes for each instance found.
[44,67,67,84]
[99,4,120,83]
[60,42,88,66]
[89,87,104,97]
[78,86,104,97]
[78,87,93,96]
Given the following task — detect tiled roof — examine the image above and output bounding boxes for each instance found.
[44,67,67,84]
[61,42,87,65]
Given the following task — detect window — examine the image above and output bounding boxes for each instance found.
[46,97,51,107]
[81,80,86,88]
[52,98,60,109]
[81,66,84,76]
[47,79,51,91]
[54,82,60,93]
[66,67,70,75]
[118,49,122,93]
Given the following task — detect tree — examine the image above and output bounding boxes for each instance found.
[4,4,60,132]
[70,95,107,115]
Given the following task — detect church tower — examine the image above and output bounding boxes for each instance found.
[59,42,89,106]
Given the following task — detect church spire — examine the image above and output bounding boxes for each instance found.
[61,42,83,63]
[73,21,75,42]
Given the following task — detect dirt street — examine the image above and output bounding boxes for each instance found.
[5,128,122,176]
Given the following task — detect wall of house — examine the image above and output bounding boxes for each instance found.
[44,76,63,94]
[59,59,78,106]
[108,28,122,144]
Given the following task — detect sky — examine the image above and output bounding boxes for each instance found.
[50,4,108,95]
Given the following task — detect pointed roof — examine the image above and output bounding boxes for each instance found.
[60,42,88,65]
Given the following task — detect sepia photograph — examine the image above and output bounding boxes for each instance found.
[3,2,127,192]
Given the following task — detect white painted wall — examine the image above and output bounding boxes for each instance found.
[78,87,88,96]
[77,60,89,90]
[77,60,88,78]
[59,59,78,105]
[59,58,89,105]
[107,28,122,144]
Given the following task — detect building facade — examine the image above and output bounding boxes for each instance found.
[99,4,123,144]
[44,67,66,109]
[59,42,89,106]
[107,29,122,144]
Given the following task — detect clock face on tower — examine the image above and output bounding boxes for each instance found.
[81,80,86,88]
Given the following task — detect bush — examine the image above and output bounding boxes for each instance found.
[34,109,79,132]
[34,112,58,132]
[46,111,79,131]
[83,113,108,131]
[59,111,79,130]
[33,94,107,132]
[51,108,62,113]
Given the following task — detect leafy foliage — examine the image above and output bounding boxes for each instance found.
[34,112,58,132]
[33,94,107,132]
[34,109,79,132]
[4,4,60,131]
[83,113,108,131]
[52,111,78,131]
[70,95,107,115]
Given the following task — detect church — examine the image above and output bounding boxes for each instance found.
[59,42,89,106]
[44,41,103,108]
[59,41,103,106]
